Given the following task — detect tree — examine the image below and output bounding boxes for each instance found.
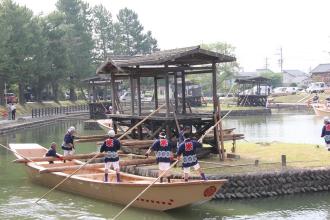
[92,4,114,63]
[189,42,239,96]
[56,0,94,101]
[260,72,283,88]
[113,8,158,55]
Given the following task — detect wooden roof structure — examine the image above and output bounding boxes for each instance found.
[235,76,271,85]
[96,45,236,77]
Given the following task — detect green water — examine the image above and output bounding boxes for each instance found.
[1,116,330,220]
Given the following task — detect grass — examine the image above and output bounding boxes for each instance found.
[157,141,330,176]
[0,100,88,117]
[271,92,330,104]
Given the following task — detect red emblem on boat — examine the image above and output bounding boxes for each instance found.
[160,139,168,148]
[203,186,217,197]
[106,139,113,147]
[185,142,193,151]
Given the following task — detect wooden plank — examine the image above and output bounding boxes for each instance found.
[13,153,107,163]
[181,71,186,114]
[154,76,158,109]
[130,73,135,115]
[39,158,156,174]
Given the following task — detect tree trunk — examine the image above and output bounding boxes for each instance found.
[52,81,59,102]
[0,76,4,106]
[18,82,25,105]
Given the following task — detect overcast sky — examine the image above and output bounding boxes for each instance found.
[15,0,330,73]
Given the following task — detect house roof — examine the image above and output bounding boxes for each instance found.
[96,45,236,75]
[235,76,271,84]
[283,69,307,77]
[310,64,330,74]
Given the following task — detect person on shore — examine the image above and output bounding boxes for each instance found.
[45,142,63,164]
[100,129,121,182]
[176,132,207,182]
[11,103,16,120]
[312,94,319,104]
[321,118,330,151]
[178,126,191,145]
[145,131,176,183]
[61,126,76,160]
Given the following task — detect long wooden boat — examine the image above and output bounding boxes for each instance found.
[312,103,330,116]
[10,143,227,211]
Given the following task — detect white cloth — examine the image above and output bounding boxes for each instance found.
[63,149,75,156]
[158,162,171,171]
[105,161,120,171]
[183,163,201,174]
[11,105,16,111]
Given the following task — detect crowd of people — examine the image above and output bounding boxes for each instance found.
[45,125,207,183]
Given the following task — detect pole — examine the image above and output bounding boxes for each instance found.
[112,160,179,220]
[35,103,166,204]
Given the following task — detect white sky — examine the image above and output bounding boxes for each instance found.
[15,0,330,73]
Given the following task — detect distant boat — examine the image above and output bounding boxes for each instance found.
[10,143,226,211]
[312,104,330,116]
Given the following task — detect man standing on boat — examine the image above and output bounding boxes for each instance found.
[100,129,121,182]
[62,126,76,159]
[145,131,176,183]
[177,132,207,182]
[321,117,330,151]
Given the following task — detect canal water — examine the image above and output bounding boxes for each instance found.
[1,111,330,220]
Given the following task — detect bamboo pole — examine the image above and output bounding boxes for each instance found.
[35,103,166,204]
[112,159,179,220]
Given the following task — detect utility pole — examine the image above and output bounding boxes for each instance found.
[277,47,283,73]
[265,57,269,70]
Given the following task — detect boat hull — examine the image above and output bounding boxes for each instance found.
[11,144,226,211]
[312,104,330,116]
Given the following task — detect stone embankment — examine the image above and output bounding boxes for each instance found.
[121,165,330,200]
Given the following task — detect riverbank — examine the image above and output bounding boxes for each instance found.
[0,100,87,118]
[122,141,330,200]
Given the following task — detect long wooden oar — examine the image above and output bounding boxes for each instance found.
[112,159,179,220]
[35,103,166,204]
[198,110,232,143]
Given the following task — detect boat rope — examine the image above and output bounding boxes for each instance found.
[35,103,166,204]
[111,159,180,220]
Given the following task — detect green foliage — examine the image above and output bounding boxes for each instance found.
[260,72,283,87]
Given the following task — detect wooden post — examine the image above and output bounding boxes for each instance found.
[130,73,135,115]
[212,62,218,112]
[217,102,225,161]
[165,65,170,118]
[181,71,186,114]
[213,112,222,161]
[154,76,158,109]
[174,73,178,113]
[281,155,286,167]
[254,160,259,166]
[111,72,117,115]
[137,68,141,116]
[92,80,96,103]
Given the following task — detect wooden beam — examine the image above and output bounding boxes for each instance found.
[165,64,170,117]
[174,73,178,113]
[39,158,157,174]
[154,76,158,109]
[14,153,107,163]
[181,71,186,114]
[212,61,218,112]
[136,67,141,116]
[130,73,135,115]
[111,72,117,115]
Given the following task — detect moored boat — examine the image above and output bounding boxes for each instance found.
[10,143,227,211]
[312,103,330,116]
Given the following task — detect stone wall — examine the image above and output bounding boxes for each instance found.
[121,166,330,200]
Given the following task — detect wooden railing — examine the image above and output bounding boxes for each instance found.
[31,104,89,118]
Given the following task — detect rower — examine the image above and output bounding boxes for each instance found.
[61,126,76,161]
[100,129,121,182]
[178,126,191,145]
[145,131,176,183]
[321,117,330,151]
[176,132,207,182]
[45,142,63,164]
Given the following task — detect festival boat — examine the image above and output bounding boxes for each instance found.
[312,103,330,116]
[10,143,227,211]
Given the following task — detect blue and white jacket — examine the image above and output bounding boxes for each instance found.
[177,138,201,168]
[152,138,175,163]
[100,138,121,162]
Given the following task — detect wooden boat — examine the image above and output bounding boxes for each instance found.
[10,143,227,211]
[312,103,330,116]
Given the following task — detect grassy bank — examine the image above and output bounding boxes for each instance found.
[168,141,330,176]
[271,92,330,103]
[0,100,87,117]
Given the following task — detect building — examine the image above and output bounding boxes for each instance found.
[282,69,308,86]
[310,64,330,86]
